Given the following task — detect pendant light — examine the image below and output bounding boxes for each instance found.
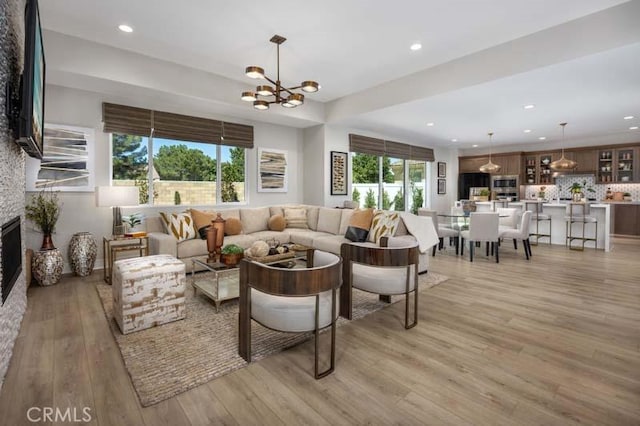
[549,122,577,171]
[479,132,501,173]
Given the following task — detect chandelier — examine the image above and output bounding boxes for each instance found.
[549,122,577,171]
[241,35,320,110]
[479,132,502,173]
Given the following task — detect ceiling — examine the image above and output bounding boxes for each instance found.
[40,0,640,149]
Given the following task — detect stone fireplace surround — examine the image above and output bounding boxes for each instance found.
[0,0,28,389]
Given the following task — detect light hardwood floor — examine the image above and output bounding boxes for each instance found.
[1,238,639,425]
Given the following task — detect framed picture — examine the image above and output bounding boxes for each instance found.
[257,148,288,192]
[330,151,348,195]
[26,123,95,192]
[437,179,446,195]
[437,162,446,178]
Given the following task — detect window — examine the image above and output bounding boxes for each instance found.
[351,153,427,212]
[111,133,246,205]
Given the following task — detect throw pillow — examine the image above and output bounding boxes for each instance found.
[159,212,196,242]
[284,207,309,229]
[189,208,216,239]
[225,217,243,235]
[368,211,400,243]
[344,208,374,242]
[268,214,286,231]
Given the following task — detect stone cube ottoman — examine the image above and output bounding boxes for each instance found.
[112,254,186,334]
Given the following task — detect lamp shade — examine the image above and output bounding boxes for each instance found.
[96,186,139,207]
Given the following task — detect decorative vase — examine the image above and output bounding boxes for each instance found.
[32,248,64,286]
[572,192,582,202]
[69,232,97,277]
[41,233,55,250]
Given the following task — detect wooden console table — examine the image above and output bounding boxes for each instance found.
[103,235,149,284]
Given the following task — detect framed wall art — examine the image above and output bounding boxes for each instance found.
[437,161,446,178]
[437,178,446,195]
[26,123,95,192]
[330,151,348,195]
[257,148,288,192]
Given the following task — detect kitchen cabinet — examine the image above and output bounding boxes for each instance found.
[493,154,522,176]
[459,156,488,173]
[538,153,559,185]
[613,204,640,236]
[565,149,598,174]
[597,147,639,183]
[523,155,537,184]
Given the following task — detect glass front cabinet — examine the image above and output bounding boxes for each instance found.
[597,147,638,183]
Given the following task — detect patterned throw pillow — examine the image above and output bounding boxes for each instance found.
[284,207,309,229]
[368,211,400,243]
[159,212,196,242]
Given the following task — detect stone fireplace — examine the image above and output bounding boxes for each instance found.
[0,0,28,390]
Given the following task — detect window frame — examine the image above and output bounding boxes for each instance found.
[109,133,248,206]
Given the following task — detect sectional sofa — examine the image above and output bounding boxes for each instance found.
[147,205,436,273]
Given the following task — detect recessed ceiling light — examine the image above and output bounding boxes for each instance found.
[523,129,532,133]
[472,144,479,148]
[451,139,457,142]
[623,115,634,120]
[118,24,133,33]
[410,43,422,51]
[523,104,535,110]
[538,136,546,140]
[630,126,639,130]
[426,122,434,127]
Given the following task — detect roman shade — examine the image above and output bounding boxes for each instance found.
[102,103,254,148]
[349,133,434,161]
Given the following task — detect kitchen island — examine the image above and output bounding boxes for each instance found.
[474,201,611,251]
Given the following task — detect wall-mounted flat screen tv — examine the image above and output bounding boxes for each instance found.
[16,0,45,159]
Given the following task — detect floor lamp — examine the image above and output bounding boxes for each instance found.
[96,186,140,236]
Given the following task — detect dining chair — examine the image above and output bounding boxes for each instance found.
[418,208,459,255]
[499,211,533,260]
[460,212,500,263]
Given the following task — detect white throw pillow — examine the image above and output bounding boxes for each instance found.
[159,212,196,242]
[368,211,400,243]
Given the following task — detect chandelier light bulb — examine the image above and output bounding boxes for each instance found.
[253,100,269,110]
[256,85,274,96]
[287,93,304,106]
[281,102,295,108]
[300,81,320,93]
[241,91,256,102]
[245,66,265,79]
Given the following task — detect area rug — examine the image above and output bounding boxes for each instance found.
[95,272,448,406]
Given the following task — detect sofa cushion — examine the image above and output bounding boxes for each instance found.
[176,238,207,259]
[159,212,196,242]
[225,217,243,236]
[338,209,354,235]
[312,235,350,255]
[188,208,216,239]
[368,211,401,243]
[284,207,309,229]
[240,207,270,234]
[287,229,333,247]
[316,208,342,235]
[306,206,320,230]
[268,215,286,231]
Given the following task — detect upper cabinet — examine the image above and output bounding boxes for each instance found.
[597,147,639,183]
[565,148,598,174]
[459,156,489,173]
[493,154,522,176]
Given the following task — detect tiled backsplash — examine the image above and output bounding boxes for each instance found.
[523,175,640,201]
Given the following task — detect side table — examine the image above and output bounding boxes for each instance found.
[103,235,149,284]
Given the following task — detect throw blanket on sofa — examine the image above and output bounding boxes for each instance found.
[400,213,439,254]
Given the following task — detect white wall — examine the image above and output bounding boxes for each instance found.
[302,125,326,206]
[431,146,460,213]
[28,84,305,272]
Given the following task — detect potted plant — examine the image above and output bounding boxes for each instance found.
[122,212,144,233]
[538,186,546,200]
[220,244,244,266]
[570,180,595,202]
[25,189,61,250]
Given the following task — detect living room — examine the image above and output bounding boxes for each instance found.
[1,0,640,424]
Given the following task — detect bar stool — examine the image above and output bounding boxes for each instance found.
[525,201,551,245]
[492,200,509,211]
[565,202,597,251]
